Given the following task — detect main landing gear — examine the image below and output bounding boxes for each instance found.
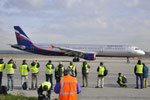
[73,57,80,62]
[127,57,130,63]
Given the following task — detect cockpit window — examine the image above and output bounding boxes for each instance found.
[135,48,139,50]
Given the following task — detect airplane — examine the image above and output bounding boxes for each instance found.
[10,26,145,63]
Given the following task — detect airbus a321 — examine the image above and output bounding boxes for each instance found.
[10,26,145,63]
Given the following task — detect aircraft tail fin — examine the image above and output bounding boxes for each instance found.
[14,26,33,46]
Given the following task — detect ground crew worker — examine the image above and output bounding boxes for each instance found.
[96,62,107,88]
[134,60,144,89]
[55,62,65,83]
[67,61,77,77]
[117,73,127,87]
[45,60,54,90]
[20,60,30,90]
[30,60,40,89]
[81,61,90,87]
[6,59,16,91]
[143,63,149,88]
[54,69,81,100]
[0,58,5,87]
[38,81,51,100]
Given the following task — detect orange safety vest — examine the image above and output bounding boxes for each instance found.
[59,75,78,100]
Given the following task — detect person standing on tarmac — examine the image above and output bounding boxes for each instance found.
[0,58,5,87]
[143,63,149,88]
[54,69,81,100]
[30,60,40,89]
[38,81,51,100]
[6,59,16,91]
[20,60,30,90]
[67,61,77,77]
[45,60,54,90]
[96,62,107,88]
[81,61,90,87]
[117,73,127,87]
[134,60,144,89]
[55,62,65,83]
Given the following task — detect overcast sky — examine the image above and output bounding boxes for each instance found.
[0,0,150,51]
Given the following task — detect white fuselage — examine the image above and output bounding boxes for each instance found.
[35,44,145,57]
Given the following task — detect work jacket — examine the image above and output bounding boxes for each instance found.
[59,75,79,100]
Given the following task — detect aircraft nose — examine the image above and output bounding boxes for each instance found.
[138,50,145,56]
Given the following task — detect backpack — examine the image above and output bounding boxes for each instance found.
[57,66,63,77]
[22,82,27,90]
[0,86,8,95]
[104,69,108,76]
[122,76,127,83]
[82,65,87,74]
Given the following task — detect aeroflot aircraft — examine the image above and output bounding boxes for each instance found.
[11,26,145,62]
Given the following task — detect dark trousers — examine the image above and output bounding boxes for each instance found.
[46,74,53,89]
[136,75,143,88]
[0,73,2,87]
[55,77,60,83]
[82,73,88,87]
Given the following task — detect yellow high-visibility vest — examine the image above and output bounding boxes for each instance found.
[6,64,14,74]
[30,64,39,74]
[98,66,105,75]
[136,64,143,74]
[0,64,4,72]
[20,64,28,76]
[68,65,76,77]
[45,64,53,75]
[42,81,51,91]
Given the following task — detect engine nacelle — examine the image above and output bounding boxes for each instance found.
[83,53,96,60]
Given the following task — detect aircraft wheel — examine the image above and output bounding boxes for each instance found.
[73,57,80,62]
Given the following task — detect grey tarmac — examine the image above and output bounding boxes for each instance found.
[1,56,150,100]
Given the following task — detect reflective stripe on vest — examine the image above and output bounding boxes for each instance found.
[136,64,143,74]
[42,81,51,91]
[6,64,14,74]
[68,65,76,76]
[20,65,28,76]
[0,64,4,72]
[98,66,105,75]
[81,64,88,73]
[60,76,77,95]
[45,64,53,75]
[30,64,39,74]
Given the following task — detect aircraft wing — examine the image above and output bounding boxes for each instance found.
[51,45,85,56]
